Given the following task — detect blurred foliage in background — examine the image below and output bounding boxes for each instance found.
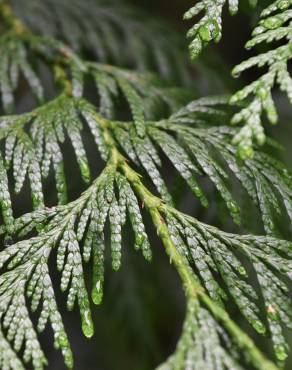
[1,0,291,369]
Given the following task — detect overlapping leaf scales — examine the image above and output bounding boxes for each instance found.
[143,108,292,232]
[126,126,172,204]
[230,0,292,158]
[0,330,24,370]
[0,2,291,368]
[0,95,290,239]
[117,174,152,260]
[163,206,292,361]
[0,165,153,368]
[157,298,244,370]
[184,0,257,59]
[88,63,181,126]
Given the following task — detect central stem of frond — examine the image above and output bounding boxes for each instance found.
[94,113,279,370]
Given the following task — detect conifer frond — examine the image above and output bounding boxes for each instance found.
[83,63,184,123]
[157,298,246,370]
[0,2,291,370]
[0,100,290,368]
[0,162,153,368]
[163,206,292,362]
[112,112,292,233]
[230,0,292,158]
[0,83,180,214]
[0,152,290,368]
[184,0,257,59]
[0,97,291,237]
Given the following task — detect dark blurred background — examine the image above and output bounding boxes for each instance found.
[8,0,292,369]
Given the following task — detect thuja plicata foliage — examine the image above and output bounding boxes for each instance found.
[0,0,291,369]
[186,0,292,158]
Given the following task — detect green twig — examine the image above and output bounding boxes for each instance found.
[96,114,279,370]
